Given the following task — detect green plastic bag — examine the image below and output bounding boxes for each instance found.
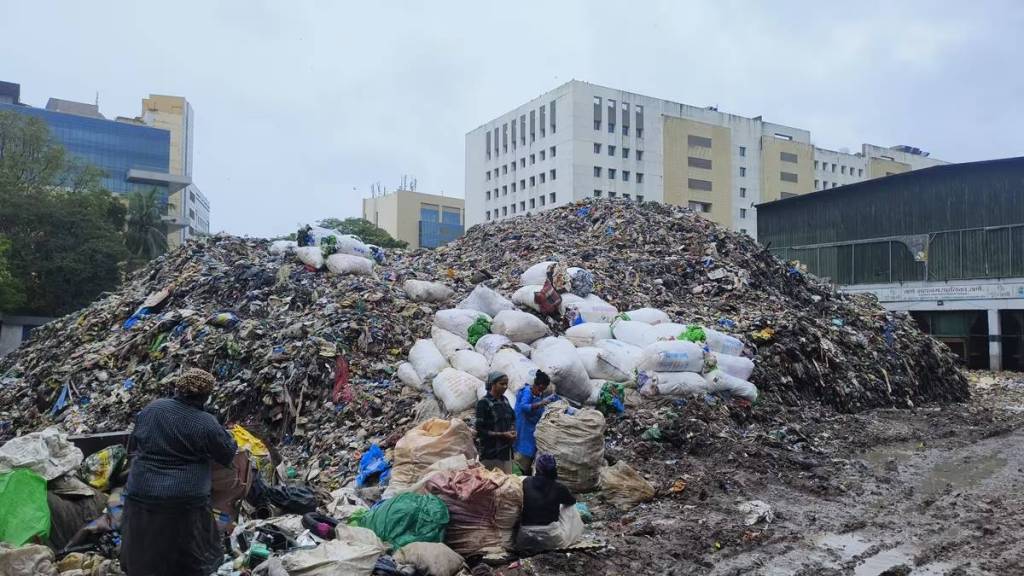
[358,492,449,548]
[466,317,491,346]
[79,444,127,491]
[678,325,706,343]
[0,469,50,546]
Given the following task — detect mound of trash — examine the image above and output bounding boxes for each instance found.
[0,199,966,447]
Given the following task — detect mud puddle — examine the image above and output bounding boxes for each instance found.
[816,531,956,575]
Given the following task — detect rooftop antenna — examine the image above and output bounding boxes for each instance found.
[95,91,99,108]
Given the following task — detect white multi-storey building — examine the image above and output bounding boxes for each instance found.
[465,81,946,239]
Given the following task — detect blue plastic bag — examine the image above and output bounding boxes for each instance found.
[355,444,391,488]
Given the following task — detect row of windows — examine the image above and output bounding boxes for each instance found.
[592,166,644,183]
[593,97,645,137]
[485,192,558,220]
[485,170,558,199]
[815,179,841,190]
[815,160,863,177]
[593,143,644,161]
[485,147,556,180]
[485,100,557,160]
[592,190,644,202]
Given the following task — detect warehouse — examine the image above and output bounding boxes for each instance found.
[758,156,1024,370]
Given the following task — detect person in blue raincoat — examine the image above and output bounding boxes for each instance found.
[514,371,557,475]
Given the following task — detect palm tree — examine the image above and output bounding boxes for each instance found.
[125,188,168,264]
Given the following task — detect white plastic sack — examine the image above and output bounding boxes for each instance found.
[450,349,490,381]
[520,261,557,286]
[610,320,653,347]
[491,310,549,344]
[434,309,492,341]
[512,342,532,357]
[409,339,449,381]
[514,504,584,552]
[0,428,84,481]
[294,246,324,269]
[637,341,705,373]
[512,285,543,313]
[458,285,515,317]
[624,307,671,325]
[557,293,585,317]
[396,362,424,390]
[566,294,619,324]
[637,371,709,397]
[326,253,374,276]
[474,334,511,362]
[531,337,591,403]
[433,368,483,413]
[643,322,688,345]
[595,339,644,376]
[577,347,633,382]
[269,240,297,255]
[490,348,541,394]
[565,323,612,348]
[707,352,755,381]
[704,328,745,356]
[335,234,373,260]
[403,280,454,303]
[307,225,339,245]
[279,533,385,576]
[431,326,472,360]
[704,369,758,401]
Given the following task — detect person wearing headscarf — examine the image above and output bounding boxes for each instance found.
[475,371,516,474]
[521,453,576,526]
[514,370,557,475]
[121,368,237,576]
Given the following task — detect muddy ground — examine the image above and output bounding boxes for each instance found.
[515,372,1024,576]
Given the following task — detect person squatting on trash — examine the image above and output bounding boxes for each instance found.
[514,370,558,475]
[121,368,238,576]
[475,371,516,474]
[515,453,583,552]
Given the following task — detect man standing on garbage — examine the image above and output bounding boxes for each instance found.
[514,370,557,475]
[475,372,516,473]
[121,368,237,576]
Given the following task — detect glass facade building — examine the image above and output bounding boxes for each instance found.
[418,204,464,248]
[0,103,172,202]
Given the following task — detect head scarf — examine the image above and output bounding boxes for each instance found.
[534,453,557,478]
[486,371,508,391]
[176,368,216,397]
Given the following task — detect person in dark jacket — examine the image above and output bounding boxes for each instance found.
[121,368,237,576]
[475,372,516,473]
[521,453,576,527]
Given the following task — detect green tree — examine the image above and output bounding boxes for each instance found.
[0,235,25,312]
[125,187,169,266]
[0,110,129,316]
[317,217,408,249]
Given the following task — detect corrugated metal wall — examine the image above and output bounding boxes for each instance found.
[760,157,1024,283]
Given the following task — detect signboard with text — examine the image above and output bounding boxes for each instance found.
[843,281,1024,303]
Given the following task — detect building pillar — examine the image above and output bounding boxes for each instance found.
[988,308,1002,372]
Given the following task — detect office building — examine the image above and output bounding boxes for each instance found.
[465,81,947,238]
[758,157,1024,370]
[139,95,210,247]
[362,189,464,250]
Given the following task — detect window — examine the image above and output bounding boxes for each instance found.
[636,150,644,161]
[823,180,828,188]
[688,200,712,213]
[529,154,535,165]
[594,166,602,177]
[530,198,536,208]
[739,167,747,177]
[486,171,491,181]
[740,208,747,218]
[520,115,526,145]
[688,178,713,191]
[609,168,616,179]
[739,187,746,198]
[739,146,746,157]
[503,123,508,153]
[814,179,819,189]
[623,125,629,135]
[781,192,798,199]
[594,143,601,154]
[608,145,616,156]
[549,192,555,203]
[780,152,798,163]
[502,185,507,195]
[550,99,556,133]
[688,156,712,169]
[530,176,535,187]
[520,201,526,211]
[608,123,615,133]
[539,105,546,137]
[608,99,616,133]
[550,169,556,180]
[637,127,643,138]
[832,182,838,187]
[540,150,546,161]
[636,173,644,183]
[502,206,508,216]
[511,182,516,192]
[486,210,491,220]
[688,135,712,148]
[540,173,546,183]
[831,163,837,172]
[635,105,644,138]
[774,133,793,141]
[511,162,516,172]
[550,146,556,158]
[486,131,491,160]
[511,204,516,214]
[540,195,546,206]
[520,179,525,189]
[593,96,602,130]
[608,191,617,198]
[623,171,630,181]
[814,160,819,169]
[740,228,747,234]
[623,193,631,200]
[486,190,491,200]
[623,148,630,159]
[502,165,508,174]
[636,195,644,202]
[841,165,846,174]
[594,190,602,197]
[520,158,526,168]
[858,168,864,177]
[780,172,799,183]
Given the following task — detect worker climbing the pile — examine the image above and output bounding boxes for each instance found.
[514,370,558,475]
[516,453,583,552]
[121,368,238,576]
[475,372,516,474]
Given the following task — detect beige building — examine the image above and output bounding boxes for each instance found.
[362,190,465,250]
[139,95,210,248]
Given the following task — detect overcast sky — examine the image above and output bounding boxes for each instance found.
[2,1,1021,238]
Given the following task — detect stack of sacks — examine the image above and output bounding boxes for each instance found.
[425,466,523,555]
[387,419,478,495]
[531,337,591,404]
